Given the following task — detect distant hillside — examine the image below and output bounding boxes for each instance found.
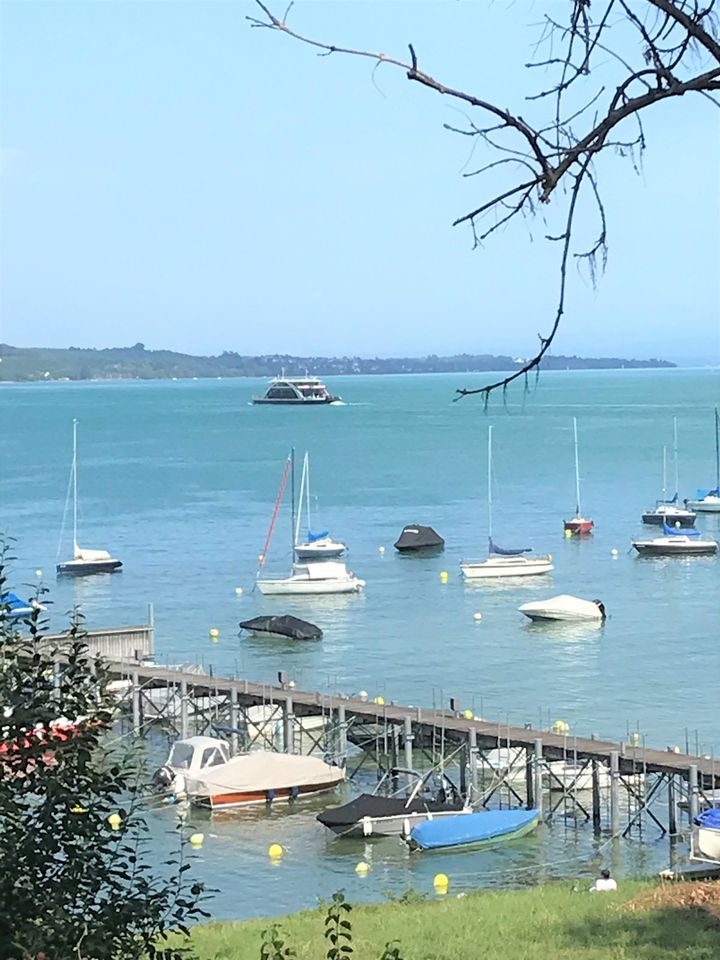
[0,343,675,382]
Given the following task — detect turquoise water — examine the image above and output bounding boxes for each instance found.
[1,369,718,918]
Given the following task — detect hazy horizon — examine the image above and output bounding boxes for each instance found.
[1,2,718,364]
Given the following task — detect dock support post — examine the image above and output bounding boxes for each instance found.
[689,764,699,822]
[526,746,534,809]
[533,739,543,816]
[283,697,294,754]
[131,671,140,733]
[668,775,677,835]
[591,760,602,835]
[403,716,414,791]
[338,703,347,763]
[230,687,239,756]
[180,680,189,739]
[469,728,479,798]
[610,751,620,836]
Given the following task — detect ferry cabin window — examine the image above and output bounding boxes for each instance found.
[267,387,297,399]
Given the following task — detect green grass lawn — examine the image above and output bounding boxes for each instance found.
[184,881,720,959]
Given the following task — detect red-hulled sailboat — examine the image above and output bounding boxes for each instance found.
[563,417,594,535]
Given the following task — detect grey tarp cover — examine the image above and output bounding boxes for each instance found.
[239,615,323,640]
[317,793,463,828]
[394,525,445,552]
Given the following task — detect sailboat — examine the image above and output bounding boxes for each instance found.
[686,408,720,513]
[642,420,696,526]
[56,420,122,576]
[563,417,593,534]
[460,427,553,580]
[293,452,347,560]
[255,450,364,596]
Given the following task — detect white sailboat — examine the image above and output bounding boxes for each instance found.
[293,452,346,560]
[563,417,593,534]
[256,450,364,596]
[642,420,696,526]
[56,420,122,576]
[686,407,720,513]
[460,427,553,580]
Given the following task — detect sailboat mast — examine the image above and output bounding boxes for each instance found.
[290,447,296,555]
[573,417,581,517]
[294,453,308,546]
[715,407,720,491]
[673,416,679,499]
[72,418,78,553]
[306,453,311,536]
[487,425,493,550]
[661,446,667,502]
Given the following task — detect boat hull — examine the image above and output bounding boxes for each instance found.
[519,597,604,622]
[632,539,718,557]
[563,518,593,535]
[192,776,343,809]
[252,397,339,405]
[693,827,720,862]
[409,808,540,851]
[461,557,553,579]
[642,510,696,527]
[294,543,346,560]
[325,809,470,838]
[686,497,720,513]
[56,559,123,576]
[256,578,364,595]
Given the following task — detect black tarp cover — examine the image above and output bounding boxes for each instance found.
[317,793,463,828]
[239,615,323,641]
[394,525,445,551]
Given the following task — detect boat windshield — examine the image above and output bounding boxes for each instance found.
[168,741,195,770]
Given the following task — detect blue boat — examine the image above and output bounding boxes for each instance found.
[409,808,540,851]
[2,592,44,619]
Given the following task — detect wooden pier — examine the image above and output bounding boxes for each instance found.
[108,657,719,840]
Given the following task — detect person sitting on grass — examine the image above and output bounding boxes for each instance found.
[590,868,617,893]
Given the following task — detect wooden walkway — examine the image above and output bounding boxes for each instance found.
[107,660,719,785]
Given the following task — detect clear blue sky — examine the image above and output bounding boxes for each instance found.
[1,1,718,362]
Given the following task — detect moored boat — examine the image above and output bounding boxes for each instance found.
[519,595,606,622]
[408,807,540,851]
[239,614,323,640]
[252,375,340,405]
[317,793,469,838]
[685,408,720,513]
[632,523,718,557]
[691,808,720,863]
[563,418,593,535]
[256,561,364,595]
[1,592,46,619]
[394,525,445,553]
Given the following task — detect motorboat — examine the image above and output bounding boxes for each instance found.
[686,408,720,513]
[563,418,593,535]
[252,375,340,405]
[394,524,445,553]
[691,808,720,863]
[407,807,540,851]
[461,427,553,580]
[239,614,323,640]
[518,595,606,623]
[56,420,122,577]
[642,501,697,527]
[294,534,347,560]
[632,523,718,557]
[1,592,46,619]
[317,793,468,838]
[153,736,344,808]
[256,561,365,596]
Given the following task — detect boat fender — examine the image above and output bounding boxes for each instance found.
[362,816,373,837]
[266,788,275,803]
[402,818,410,838]
[290,786,299,800]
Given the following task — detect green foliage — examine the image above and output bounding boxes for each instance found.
[0,543,209,959]
[378,942,405,960]
[323,892,353,960]
[259,924,296,960]
[383,886,427,905]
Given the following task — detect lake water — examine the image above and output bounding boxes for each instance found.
[1,369,718,918]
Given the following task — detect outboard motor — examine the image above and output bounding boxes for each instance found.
[593,600,607,620]
[152,764,176,793]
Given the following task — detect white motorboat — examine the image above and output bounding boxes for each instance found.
[686,408,720,513]
[632,525,718,557]
[691,809,720,863]
[153,736,344,809]
[461,426,553,580]
[252,374,340,405]
[257,561,364,595]
[519,594,606,622]
[56,420,122,576]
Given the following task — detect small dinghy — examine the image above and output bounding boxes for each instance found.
[394,525,445,553]
[408,807,540,851]
[518,595,606,623]
[239,615,323,641]
[2,592,46,619]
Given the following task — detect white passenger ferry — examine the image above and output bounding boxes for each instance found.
[252,375,340,405]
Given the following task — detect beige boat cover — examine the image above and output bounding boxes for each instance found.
[187,750,344,797]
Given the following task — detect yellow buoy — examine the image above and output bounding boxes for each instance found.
[473,612,482,622]
[611,548,619,557]
[439,571,449,582]
[235,587,244,596]
[107,812,122,831]
[355,861,371,875]
[209,628,220,643]
[268,843,284,859]
[564,528,573,538]
[463,709,474,721]
[551,719,570,735]
[374,695,385,706]
[71,805,87,814]
[189,832,204,847]
[433,873,449,893]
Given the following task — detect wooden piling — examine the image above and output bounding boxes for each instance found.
[131,670,140,733]
[283,696,294,754]
[180,679,189,739]
[230,686,239,756]
[591,760,601,835]
[610,751,620,836]
[689,764,699,821]
[533,739,543,815]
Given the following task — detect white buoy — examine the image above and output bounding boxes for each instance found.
[611,548,619,557]
[235,586,244,596]
[358,690,369,702]
[35,569,43,578]
[473,612,483,622]
[378,546,385,555]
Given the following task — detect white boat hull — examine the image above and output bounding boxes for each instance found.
[633,537,718,556]
[333,808,472,838]
[294,539,347,560]
[519,595,604,622]
[256,577,364,595]
[693,826,720,862]
[461,556,553,579]
[686,496,720,513]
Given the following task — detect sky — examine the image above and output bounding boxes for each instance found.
[1,0,719,363]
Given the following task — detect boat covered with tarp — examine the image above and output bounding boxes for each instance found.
[239,615,323,641]
[692,807,720,863]
[519,595,606,623]
[409,807,540,851]
[1,592,45,619]
[394,525,445,553]
[317,792,467,838]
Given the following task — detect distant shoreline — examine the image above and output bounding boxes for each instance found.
[0,343,675,383]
